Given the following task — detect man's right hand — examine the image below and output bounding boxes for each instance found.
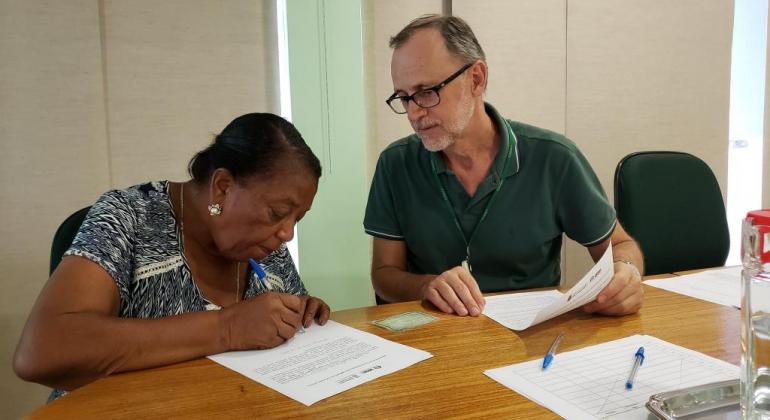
[421,266,485,316]
[221,292,303,350]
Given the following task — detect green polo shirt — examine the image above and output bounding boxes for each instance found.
[364,103,616,292]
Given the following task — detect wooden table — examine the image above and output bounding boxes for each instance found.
[673,265,741,276]
[25,283,739,419]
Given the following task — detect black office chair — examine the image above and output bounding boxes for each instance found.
[614,151,729,275]
[49,206,91,274]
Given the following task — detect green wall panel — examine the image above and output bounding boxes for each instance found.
[287,0,372,310]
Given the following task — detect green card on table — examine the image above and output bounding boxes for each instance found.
[372,311,439,332]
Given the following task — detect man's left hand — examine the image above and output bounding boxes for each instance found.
[582,261,643,315]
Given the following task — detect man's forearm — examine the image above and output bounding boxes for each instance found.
[372,266,435,303]
[611,239,645,275]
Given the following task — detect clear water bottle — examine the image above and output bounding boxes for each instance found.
[741,209,770,419]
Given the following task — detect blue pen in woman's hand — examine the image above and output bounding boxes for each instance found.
[248,258,304,333]
[248,258,270,290]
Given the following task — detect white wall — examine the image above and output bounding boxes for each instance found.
[564,0,734,277]
[0,1,276,416]
[454,0,566,132]
[0,0,111,414]
[103,0,278,187]
[362,0,442,174]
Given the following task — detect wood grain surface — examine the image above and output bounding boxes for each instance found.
[24,282,739,419]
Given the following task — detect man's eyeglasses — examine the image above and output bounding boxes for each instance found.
[385,63,473,114]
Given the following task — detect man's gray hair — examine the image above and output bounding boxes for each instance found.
[389,14,486,65]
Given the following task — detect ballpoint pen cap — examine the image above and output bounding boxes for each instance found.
[542,331,564,370]
[542,354,554,370]
[635,347,645,365]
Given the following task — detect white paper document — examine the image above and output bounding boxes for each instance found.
[485,335,738,420]
[208,320,432,406]
[644,266,742,308]
[483,246,614,330]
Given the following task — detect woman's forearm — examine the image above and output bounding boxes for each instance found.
[14,309,228,390]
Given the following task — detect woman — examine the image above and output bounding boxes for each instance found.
[13,113,330,396]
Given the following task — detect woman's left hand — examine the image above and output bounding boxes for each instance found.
[301,296,330,328]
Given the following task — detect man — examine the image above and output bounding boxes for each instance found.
[364,14,644,317]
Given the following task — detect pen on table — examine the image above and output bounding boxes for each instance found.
[248,258,305,333]
[625,346,645,389]
[542,331,565,370]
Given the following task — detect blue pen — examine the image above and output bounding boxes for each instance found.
[248,258,270,290]
[542,331,565,370]
[248,258,305,333]
[625,347,645,389]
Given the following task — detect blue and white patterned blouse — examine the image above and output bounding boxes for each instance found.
[65,180,308,318]
[46,180,308,401]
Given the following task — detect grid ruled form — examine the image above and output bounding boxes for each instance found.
[644,266,742,308]
[485,335,738,420]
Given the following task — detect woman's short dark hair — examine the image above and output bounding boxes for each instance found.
[188,113,321,183]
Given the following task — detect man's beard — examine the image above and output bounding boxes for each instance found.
[412,89,475,152]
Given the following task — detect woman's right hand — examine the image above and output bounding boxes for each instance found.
[220,292,304,351]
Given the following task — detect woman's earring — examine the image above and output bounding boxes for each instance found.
[207,203,222,216]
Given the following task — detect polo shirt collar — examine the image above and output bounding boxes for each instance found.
[429,102,520,178]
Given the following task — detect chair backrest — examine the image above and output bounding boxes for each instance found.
[614,152,729,275]
[374,294,389,305]
[49,206,91,274]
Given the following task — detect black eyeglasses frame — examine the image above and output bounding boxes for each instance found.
[385,62,474,114]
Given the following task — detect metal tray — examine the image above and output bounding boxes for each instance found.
[646,379,740,419]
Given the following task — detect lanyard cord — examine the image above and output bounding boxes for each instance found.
[430,121,514,266]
